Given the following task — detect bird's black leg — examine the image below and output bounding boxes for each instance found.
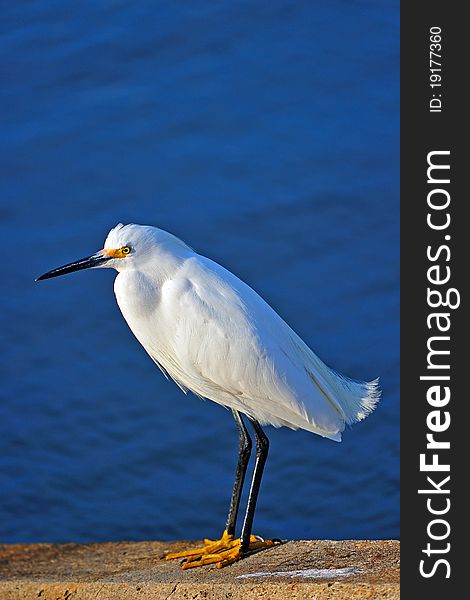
[225,410,252,536]
[240,418,269,552]
[165,413,273,569]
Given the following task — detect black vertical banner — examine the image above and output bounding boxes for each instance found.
[401,3,465,598]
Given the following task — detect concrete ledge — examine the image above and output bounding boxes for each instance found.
[0,539,399,599]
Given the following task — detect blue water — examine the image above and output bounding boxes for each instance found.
[0,1,399,544]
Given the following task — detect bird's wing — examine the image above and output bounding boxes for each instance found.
[152,256,349,439]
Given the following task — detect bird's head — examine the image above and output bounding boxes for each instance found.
[36,223,186,281]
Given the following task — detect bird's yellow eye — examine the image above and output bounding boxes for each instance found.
[103,246,132,258]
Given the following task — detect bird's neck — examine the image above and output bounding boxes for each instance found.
[133,245,193,286]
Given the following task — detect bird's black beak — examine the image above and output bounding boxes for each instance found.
[36,251,110,281]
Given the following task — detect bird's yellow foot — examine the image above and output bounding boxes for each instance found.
[165,529,276,569]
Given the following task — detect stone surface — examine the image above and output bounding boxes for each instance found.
[0,539,399,599]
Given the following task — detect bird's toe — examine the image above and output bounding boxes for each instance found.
[165,532,279,569]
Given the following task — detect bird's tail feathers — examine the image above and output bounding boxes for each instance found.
[326,371,380,425]
[287,326,380,426]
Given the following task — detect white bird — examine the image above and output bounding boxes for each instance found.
[37,223,380,568]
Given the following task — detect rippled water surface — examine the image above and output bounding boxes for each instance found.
[1,1,399,543]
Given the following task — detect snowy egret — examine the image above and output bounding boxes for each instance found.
[37,223,380,568]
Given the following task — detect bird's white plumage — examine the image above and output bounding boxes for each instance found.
[104,223,380,442]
